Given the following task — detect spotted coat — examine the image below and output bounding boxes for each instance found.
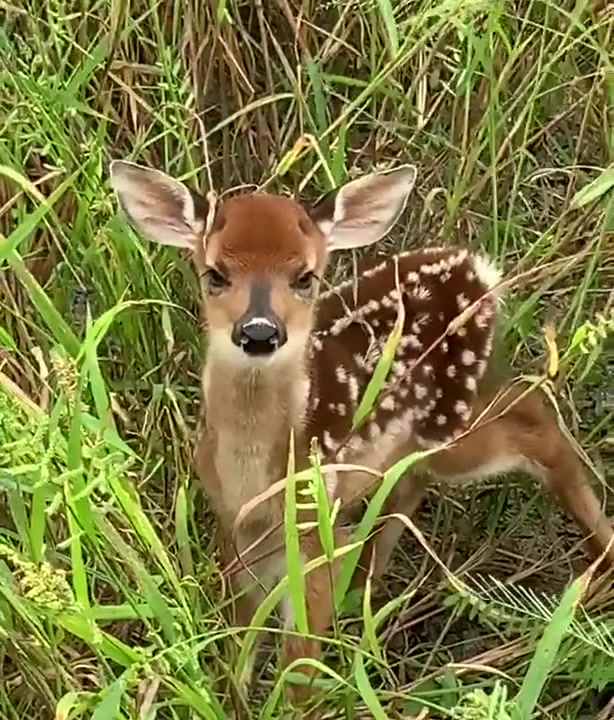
[303,246,501,458]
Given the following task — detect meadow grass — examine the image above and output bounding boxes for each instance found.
[1,0,613,718]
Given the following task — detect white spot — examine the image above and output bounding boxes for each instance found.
[461,350,476,366]
[392,360,406,377]
[381,395,395,411]
[446,365,457,378]
[454,400,471,421]
[475,308,493,329]
[436,414,447,425]
[408,285,431,301]
[381,294,396,309]
[328,293,388,336]
[348,375,360,403]
[363,260,387,278]
[456,293,470,310]
[326,400,347,417]
[472,254,502,294]
[322,431,336,451]
[354,353,368,370]
[369,423,382,440]
[414,406,430,421]
[336,366,348,383]
[465,376,477,391]
[441,341,449,353]
[419,250,468,277]
[401,334,423,350]
[435,388,443,398]
[414,384,428,399]
[456,327,467,337]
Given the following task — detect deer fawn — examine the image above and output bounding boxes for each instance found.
[109,159,613,713]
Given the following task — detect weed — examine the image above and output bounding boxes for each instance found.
[1,1,613,718]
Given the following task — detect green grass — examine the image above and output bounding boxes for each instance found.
[1,0,614,718]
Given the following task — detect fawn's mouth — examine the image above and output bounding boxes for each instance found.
[240,336,281,356]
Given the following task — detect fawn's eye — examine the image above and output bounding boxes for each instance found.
[203,268,230,295]
[291,271,316,295]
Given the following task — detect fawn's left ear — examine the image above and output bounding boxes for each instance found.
[109,160,206,248]
[309,165,417,251]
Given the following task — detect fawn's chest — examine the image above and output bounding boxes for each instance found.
[202,366,311,527]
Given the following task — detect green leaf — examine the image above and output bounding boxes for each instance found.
[91,675,125,720]
[335,449,430,606]
[375,0,399,59]
[284,429,308,635]
[511,572,589,719]
[0,166,77,260]
[354,652,387,720]
[4,250,80,358]
[570,166,614,208]
[352,260,406,430]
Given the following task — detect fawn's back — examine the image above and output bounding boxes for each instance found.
[306,246,501,472]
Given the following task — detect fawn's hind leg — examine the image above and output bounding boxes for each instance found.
[426,381,614,568]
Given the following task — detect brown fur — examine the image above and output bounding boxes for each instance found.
[191,198,612,715]
[109,163,613,718]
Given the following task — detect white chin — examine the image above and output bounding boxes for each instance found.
[206,329,309,370]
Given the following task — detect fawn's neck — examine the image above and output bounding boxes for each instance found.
[202,348,312,522]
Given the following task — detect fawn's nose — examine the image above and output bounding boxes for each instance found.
[232,317,285,356]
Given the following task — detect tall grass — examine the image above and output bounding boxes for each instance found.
[1,0,613,718]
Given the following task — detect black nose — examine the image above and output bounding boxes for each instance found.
[233,318,281,355]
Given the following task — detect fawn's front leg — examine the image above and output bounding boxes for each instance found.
[280,527,353,716]
[214,525,265,718]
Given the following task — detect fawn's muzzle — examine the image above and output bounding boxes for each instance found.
[232,280,287,356]
[232,316,286,356]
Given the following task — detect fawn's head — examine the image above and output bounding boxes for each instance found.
[109,160,416,368]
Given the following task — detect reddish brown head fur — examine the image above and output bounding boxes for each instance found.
[199,194,325,272]
[109,161,418,368]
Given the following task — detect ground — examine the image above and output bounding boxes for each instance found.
[1,1,613,718]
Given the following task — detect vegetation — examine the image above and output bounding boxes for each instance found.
[1,0,613,718]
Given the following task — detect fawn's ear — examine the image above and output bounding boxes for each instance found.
[109,160,205,248]
[309,165,417,251]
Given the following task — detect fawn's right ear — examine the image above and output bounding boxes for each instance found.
[109,160,206,248]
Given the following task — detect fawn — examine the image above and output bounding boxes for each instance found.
[109,159,613,712]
